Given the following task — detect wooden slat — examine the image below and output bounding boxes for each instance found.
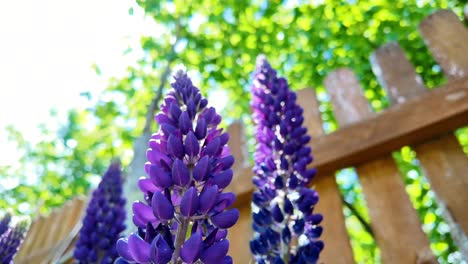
[16,216,44,258]
[325,68,435,263]
[234,77,468,207]
[371,42,468,257]
[419,10,468,80]
[15,197,87,263]
[227,204,252,263]
[295,88,354,263]
[226,121,253,264]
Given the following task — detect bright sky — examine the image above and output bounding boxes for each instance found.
[0,0,154,166]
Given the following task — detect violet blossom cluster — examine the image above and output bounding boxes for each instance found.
[0,215,30,263]
[116,71,239,263]
[74,161,126,264]
[0,211,11,237]
[249,56,323,263]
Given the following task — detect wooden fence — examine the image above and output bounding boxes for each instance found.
[15,8,468,264]
[226,9,468,264]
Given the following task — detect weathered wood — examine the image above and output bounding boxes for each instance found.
[16,216,44,258]
[15,197,86,263]
[325,68,435,263]
[296,88,354,263]
[225,122,253,196]
[227,204,253,263]
[226,121,253,264]
[419,10,468,80]
[371,42,468,257]
[234,77,468,207]
[370,42,427,104]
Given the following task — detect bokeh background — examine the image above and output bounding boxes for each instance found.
[1,0,467,263]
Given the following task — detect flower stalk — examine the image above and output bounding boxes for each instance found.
[0,216,30,264]
[117,70,239,264]
[249,56,324,264]
[73,161,126,264]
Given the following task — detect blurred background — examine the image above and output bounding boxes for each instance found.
[1,0,467,263]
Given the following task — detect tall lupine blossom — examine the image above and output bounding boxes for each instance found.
[74,161,126,264]
[116,71,239,264]
[0,218,30,263]
[250,56,323,264]
[0,211,12,237]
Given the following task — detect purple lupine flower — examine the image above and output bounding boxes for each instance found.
[0,218,30,263]
[116,71,239,263]
[73,161,126,264]
[0,211,12,237]
[249,56,323,264]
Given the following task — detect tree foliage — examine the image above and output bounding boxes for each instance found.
[1,0,467,263]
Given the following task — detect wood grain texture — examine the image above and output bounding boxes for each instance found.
[15,197,86,264]
[325,68,435,263]
[226,121,253,264]
[227,204,253,263]
[371,42,468,257]
[419,10,468,80]
[234,77,468,207]
[296,88,355,264]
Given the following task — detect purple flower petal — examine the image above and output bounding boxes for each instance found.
[204,137,220,156]
[201,239,229,264]
[138,178,159,193]
[179,111,191,135]
[195,117,207,140]
[149,165,172,188]
[150,234,173,264]
[211,209,239,229]
[199,185,218,214]
[284,197,294,215]
[151,191,174,221]
[219,155,234,169]
[271,203,284,223]
[155,113,174,126]
[167,134,184,159]
[128,233,151,263]
[223,256,233,264]
[180,232,202,263]
[193,156,209,181]
[172,159,190,187]
[133,202,157,228]
[180,186,199,217]
[184,131,200,157]
[116,238,134,261]
[170,103,181,120]
[214,192,236,212]
[213,169,233,189]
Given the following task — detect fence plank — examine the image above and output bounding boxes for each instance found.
[226,121,253,264]
[16,216,44,258]
[325,69,435,263]
[296,88,355,264]
[371,42,468,257]
[234,77,468,209]
[419,10,468,80]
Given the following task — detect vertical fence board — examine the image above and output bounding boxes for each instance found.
[226,121,253,264]
[325,69,435,263]
[419,10,468,80]
[371,42,468,257]
[16,216,44,259]
[296,88,355,264]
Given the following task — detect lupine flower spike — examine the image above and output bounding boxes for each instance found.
[116,71,239,263]
[74,161,126,264]
[0,211,12,237]
[250,56,324,264]
[0,217,30,263]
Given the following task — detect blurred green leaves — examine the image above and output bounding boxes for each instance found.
[1,0,467,263]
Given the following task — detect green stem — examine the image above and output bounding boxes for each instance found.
[171,217,190,263]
